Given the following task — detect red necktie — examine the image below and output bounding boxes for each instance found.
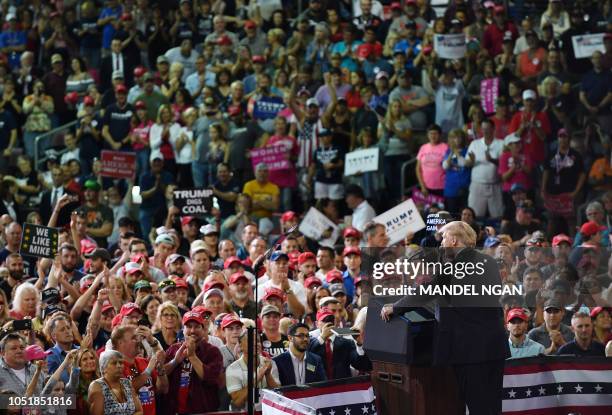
[325,339,334,380]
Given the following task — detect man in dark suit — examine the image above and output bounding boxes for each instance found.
[381,221,510,415]
[39,166,78,226]
[308,308,371,380]
[274,323,326,386]
[100,37,135,93]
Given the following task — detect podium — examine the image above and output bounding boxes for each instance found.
[364,296,463,415]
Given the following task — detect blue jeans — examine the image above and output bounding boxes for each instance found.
[135,148,150,182]
[192,160,210,188]
[138,207,156,243]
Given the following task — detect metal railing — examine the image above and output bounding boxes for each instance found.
[34,120,79,169]
[400,157,417,199]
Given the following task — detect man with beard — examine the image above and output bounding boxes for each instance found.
[163,311,223,414]
[46,316,80,383]
[165,254,188,278]
[0,222,34,277]
[77,180,114,247]
[381,221,509,415]
[228,272,256,319]
[274,323,326,386]
[0,253,26,301]
[85,248,111,274]
[58,244,85,284]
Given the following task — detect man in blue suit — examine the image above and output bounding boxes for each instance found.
[274,323,326,386]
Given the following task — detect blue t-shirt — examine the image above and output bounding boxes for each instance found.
[442,148,471,198]
[0,30,26,69]
[99,6,122,49]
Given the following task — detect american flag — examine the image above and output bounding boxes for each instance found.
[263,376,377,415]
[503,356,612,415]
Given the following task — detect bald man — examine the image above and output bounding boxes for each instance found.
[382,221,509,415]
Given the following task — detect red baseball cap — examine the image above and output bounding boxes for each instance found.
[552,234,572,247]
[288,250,300,264]
[590,307,611,318]
[80,239,97,255]
[120,13,133,21]
[580,221,606,237]
[135,100,147,110]
[191,305,213,318]
[217,35,232,46]
[263,287,285,302]
[494,5,505,14]
[64,92,79,105]
[390,2,402,10]
[133,66,146,78]
[25,345,52,361]
[356,43,372,59]
[326,269,343,284]
[298,252,316,265]
[221,314,244,329]
[115,84,127,94]
[101,301,115,314]
[224,256,242,270]
[304,276,322,289]
[172,277,189,290]
[343,227,361,239]
[252,55,266,64]
[244,20,256,29]
[180,216,196,226]
[203,280,225,292]
[281,211,298,223]
[130,253,147,263]
[506,308,528,323]
[83,96,95,106]
[182,311,205,326]
[316,307,334,322]
[120,302,141,317]
[342,246,361,257]
[229,272,249,285]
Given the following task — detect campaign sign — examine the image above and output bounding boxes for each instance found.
[252,96,285,120]
[299,207,340,248]
[373,199,425,245]
[100,150,137,179]
[250,147,291,172]
[411,187,445,209]
[344,148,379,176]
[433,34,466,59]
[173,188,214,217]
[572,33,605,59]
[20,224,59,259]
[481,77,500,114]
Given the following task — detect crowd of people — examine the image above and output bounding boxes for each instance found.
[0,0,610,414]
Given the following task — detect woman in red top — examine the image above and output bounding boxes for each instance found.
[517,30,547,85]
[490,96,512,139]
[128,101,153,179]
[345,70,366,112]
[498,133,534,207]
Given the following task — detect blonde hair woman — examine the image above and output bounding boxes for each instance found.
[149,104,181,175]
[265,28,286,69]
[109,276,132,305]
[163,61,184,98]
[74,348,101,415]
[540,0,570,37]
[152,301,183,350]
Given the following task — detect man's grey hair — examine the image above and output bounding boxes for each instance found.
[586,201,604,214]
[99,350,123,373]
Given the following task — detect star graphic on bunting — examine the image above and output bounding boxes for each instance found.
[344,408,351,415]
[557,385,563,394]
[371,403,376,412]
[525,389,532,397]
[361,405,369,414]
[508,390,516,398]
[329,409,335,415]
[574,384,583,393]
[538,387,546,395]
[595,385,603,393]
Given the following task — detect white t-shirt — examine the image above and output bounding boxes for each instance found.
[467,138,504,184]
[10,367,27,384]
[352,200,376,232]
[172,127,195,164]
[226,357,280,411]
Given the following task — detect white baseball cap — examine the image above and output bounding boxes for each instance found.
[522,89,537,101]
